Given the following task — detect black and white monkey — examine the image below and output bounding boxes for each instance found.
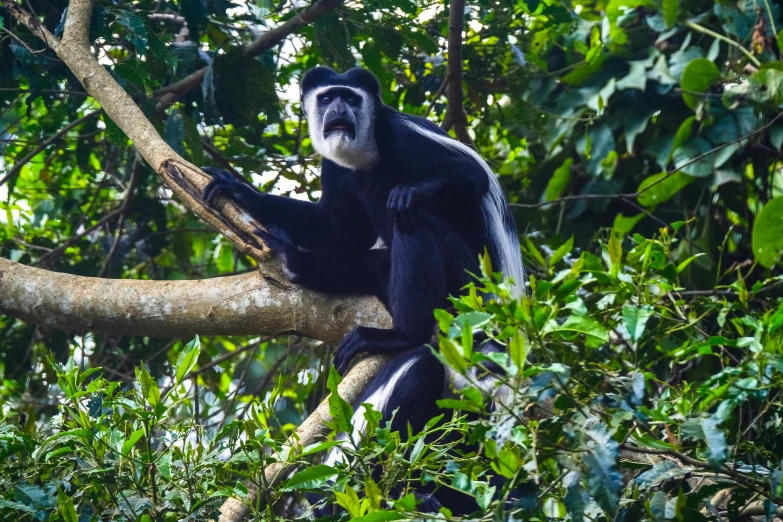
[202,66,525,513]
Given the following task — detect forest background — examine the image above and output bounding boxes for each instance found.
[1,0,783,520]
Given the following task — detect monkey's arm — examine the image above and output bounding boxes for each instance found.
[387,155,490,230]
[202,167,376,251]
[256,226,388,297]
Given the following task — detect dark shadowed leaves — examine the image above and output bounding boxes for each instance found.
[213,49,279,126]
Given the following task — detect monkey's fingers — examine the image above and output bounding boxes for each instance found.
[253,228,287,253]
[334,336,361,375]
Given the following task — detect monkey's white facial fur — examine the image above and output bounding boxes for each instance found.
[303,85,379,171]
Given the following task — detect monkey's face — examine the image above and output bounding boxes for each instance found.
[303,86,379,171]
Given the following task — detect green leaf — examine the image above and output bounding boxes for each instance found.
[613,212,644,233]
[282,464,336,491]
[102,111,128,146]
[637,172,694,207]
[663,0,679,28]
[13,483,50,509]
[563,472,585,522]
[608,231,622,276]
[146,30,175,67]
[438,336,468,374]
[164,108,186,157]
[135,364,160,406]
[114,11,148,54]
[327,367,353,433]
[650,491,668,522]
[550,236,574,267]
[724,69,783,109]
[393,493,417,511]
[544,158,572,202]
[182,112,205,164]
[622,304,653,342]
[682,416,727,467]
[213,48,279,126]
[671,116,695,156]
[524,237,547,268]
[434,309,455,334]
[636,461,691,489]
[584,446,621,515]
[509,330,527,369]
[752,197,783,268]
[778,29,783,55]
[0,500,34,513]
[57,490,78,522]
[175,336,201,383]
[680,58,720,110]
[334,487,361,517]
[616,60,648,91]
[121,428,145,456]
[114,58,153,88]
[157,453,172,479]
[364,478,382,510]
[543,498,566,517]
[557,315,609,348]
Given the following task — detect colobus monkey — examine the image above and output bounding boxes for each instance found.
[203,66,525,514]
[203,66,525,376]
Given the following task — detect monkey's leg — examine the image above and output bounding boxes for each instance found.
[283,248,390,297]
[333,210,477,374]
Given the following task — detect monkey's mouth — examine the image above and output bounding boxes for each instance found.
[324,118,356,139]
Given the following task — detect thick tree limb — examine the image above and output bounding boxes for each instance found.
[0,3,392,520]
[441,0,474,148]
[0,256,391,341]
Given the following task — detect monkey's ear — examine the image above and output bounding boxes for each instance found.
[344,68,381,98]
[301,66,337,94]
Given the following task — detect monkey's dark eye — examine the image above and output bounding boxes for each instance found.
[319,95,332,104]
[345,95,360,106]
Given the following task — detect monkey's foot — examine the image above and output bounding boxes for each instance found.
[201,167,253,205]
[333,327,420,375]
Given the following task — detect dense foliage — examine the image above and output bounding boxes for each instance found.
[1,0,783,519]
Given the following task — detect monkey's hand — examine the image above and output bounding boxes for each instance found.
[202,167,258,205]
[386,184,426,232]
[253,226,307,284]
[333,327,374,375]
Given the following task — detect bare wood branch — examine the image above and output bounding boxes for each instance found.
[0,256,391,341]
[441,0,474,148]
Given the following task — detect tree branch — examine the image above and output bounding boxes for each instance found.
[0,110,100,188]
[1,0,268,262]
[0,256,391,341]
[216,354,392,522]
[440,0,473,147]
[153,0,343,110]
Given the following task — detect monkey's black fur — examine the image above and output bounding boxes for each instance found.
[202,67,523,515]
[203,67,515,376]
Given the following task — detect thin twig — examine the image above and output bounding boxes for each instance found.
[0,110,101,187]
[97,155,141,277]
[423,74,449,118]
